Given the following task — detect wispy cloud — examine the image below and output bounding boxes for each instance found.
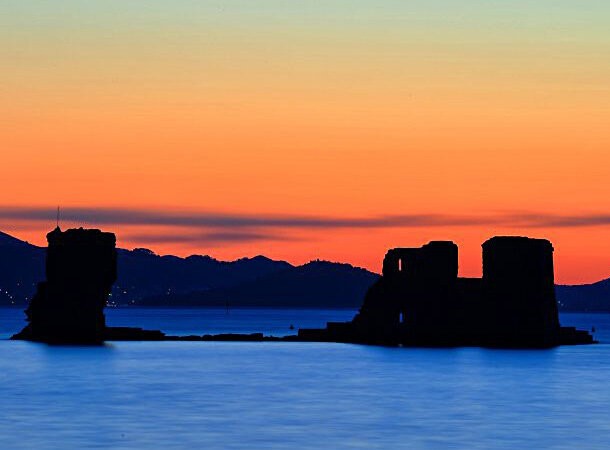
[0,206,482,229]
[503,213,610,228]
[1,206,609,246]
[124,231,296,245]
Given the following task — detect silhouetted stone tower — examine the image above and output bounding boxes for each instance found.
[482,236,559,344]
[13,227,117,343]
[353,241,459,343]
[384,242,458,333]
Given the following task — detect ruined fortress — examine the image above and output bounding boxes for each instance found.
[12,228,593,347]
[300,237,594,347]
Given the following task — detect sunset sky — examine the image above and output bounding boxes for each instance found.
[1,1,610,283]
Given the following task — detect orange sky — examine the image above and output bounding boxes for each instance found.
[1,1,610,284]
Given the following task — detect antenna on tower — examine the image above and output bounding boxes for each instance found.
[56,206,60,229]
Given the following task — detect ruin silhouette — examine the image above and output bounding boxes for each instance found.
[12,227,115,343]
[11,228,594,347]
[12,227,164,343]
[299,237,594,347]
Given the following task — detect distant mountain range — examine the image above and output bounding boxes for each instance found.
[556,280,610,312]
[1,230,609,311]
[112,248,293,306]
[0,230,376,308]
[140,260,379,308]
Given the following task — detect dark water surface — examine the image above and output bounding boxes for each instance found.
[1,308,609,449]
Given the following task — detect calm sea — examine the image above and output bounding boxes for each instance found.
[1,308,609,450]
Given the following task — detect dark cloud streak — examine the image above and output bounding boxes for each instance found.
[125,231,296,245]
[1,206,609,233]
[0,206,481,228]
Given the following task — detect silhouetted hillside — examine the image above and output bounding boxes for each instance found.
[113,249,291,305]
[1,230,610,310]
[139,260,380,308]
[0,231,291,306]
[0,232,45,305]
[556,279,610,312]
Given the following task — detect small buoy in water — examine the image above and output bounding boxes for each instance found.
[592,326,596,333]
[289,324,295,330]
